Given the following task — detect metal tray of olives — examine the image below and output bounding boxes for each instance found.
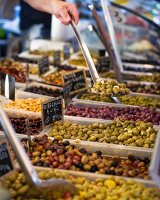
[0,132,156,187]
[40,115,158,154]
[18,81,63,98]
[0,91,52,118]
[36,167,156,187]
[73,90,160,112]
[0,167,157,191]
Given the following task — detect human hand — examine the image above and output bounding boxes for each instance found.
[51,0,79,25]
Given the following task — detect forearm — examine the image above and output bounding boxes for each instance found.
[23,0,79,25]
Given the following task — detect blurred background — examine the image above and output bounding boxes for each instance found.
[0,0,160,60]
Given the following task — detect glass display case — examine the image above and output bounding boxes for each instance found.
[71,0,160,62]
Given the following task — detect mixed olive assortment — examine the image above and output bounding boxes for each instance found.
[42,65,76,85]
[66,105,160,125]
[80,92,160,108]
[91,80,130,96]
[21,135,150,179]
[4,98,46,112]
[2,170,160,200]
[0,116,42,135]
[100,71,160,83]
[0,58,26,83]
[24,86,63,97]
[127,82,160,95]
[49,120,157,148]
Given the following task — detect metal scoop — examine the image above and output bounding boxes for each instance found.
[0,104,76,198]
[71,21,120,104]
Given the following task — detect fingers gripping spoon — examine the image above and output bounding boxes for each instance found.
[0,104,76,198]
[71,21,120,104]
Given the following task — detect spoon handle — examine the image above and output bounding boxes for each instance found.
[0,104,40,186]
[71,21,99,83]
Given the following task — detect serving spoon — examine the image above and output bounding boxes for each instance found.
[0,104,76,199]
[71,21,121,104]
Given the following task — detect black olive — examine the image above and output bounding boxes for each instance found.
[105,169,116,175]
[90,165,98,172]
[111,161,119,167]
[63,140,70,146]
[95,151,102,156]
[79,148,87,154]
[75,163,84,170]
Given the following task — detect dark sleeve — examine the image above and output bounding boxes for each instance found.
[20,0,51,30]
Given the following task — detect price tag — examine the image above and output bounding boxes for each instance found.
[53,51,61,66]
[0,72,15,100]
[99,49,106,57]
[62,70,87,95]
[63,45,70,59]
[42,97,63,127]
[63,82,71,108]
[38,56,49,75]
[0,139,14,177]
[96,57,110,72]
[71,38,79,53]
[150,134,160,187]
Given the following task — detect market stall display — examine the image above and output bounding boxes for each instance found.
[1,1,160,197]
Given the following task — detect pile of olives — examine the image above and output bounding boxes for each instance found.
[2,170,160,200]
[49,120,157,148]
[91,80,130,96]
[0,116,42,135]
[21,135,150,179]
[80,92,160,108]
[25,86,63,97]
[66,104,160,125]
[127,82,160,95]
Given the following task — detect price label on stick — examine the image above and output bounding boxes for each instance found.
[38,56,49,75]
[53,51,61,66]
[63,82,71,108]
[0,139,14,177]
[63,45,70,59]
[63,70,87,95]
[42,97,63,127]
[0,72,15,100]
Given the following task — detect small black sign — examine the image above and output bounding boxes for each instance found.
[0,140,14,177]
[0,72,15,100]
[71,38,79,53]
[42,97,63,127]
[38,56,49,75]
[96,57,110,72]
[63,82,71,108]
[63,45,70,59]
[53,51,61,66]
[63,70,87,95]
[99,49,106,57]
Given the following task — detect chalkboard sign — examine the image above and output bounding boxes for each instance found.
[63,45,70,59]
[42,97,63,127]
[63,70,87,95]
[71,38,79,53]
[63,82,71,108]
[53,51,61,66]
[0,72,15,100]
[38,56,49,75]
[0,140,14,177]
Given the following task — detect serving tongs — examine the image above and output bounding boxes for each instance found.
[0,104,76,198]
[71,21,120,104]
